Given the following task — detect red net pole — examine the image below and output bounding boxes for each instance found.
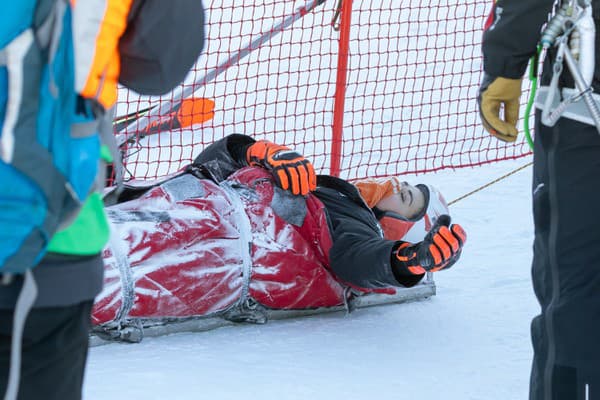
[330,0,353,177]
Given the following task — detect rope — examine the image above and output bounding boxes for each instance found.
[524,46,541,151]
[448,161,533,206]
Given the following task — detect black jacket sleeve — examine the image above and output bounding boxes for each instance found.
[482,0,554,79]
[314,182,423,289]
[192,134,255,182]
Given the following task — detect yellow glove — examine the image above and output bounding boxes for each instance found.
[477,75,523,142]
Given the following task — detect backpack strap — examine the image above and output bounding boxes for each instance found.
[3,271,38,400]
[99,106,126,206]
[0,28,35,164]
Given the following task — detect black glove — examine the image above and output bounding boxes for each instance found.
[394,215,467,275]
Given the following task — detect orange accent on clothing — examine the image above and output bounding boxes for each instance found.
[277,168,290,191]
[379,215,412,241]
[395,243,413,262]
[452,224,467,244]
[439,227,459,252]
[433,231,452,260]
[297,164,309,195]
[79,0,133,108]
[407,265,426,275]
[177,98,215,127]
[429,244,442,265]
[354,177,400,208]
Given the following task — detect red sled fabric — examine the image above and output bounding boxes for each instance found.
[92,167,395,327]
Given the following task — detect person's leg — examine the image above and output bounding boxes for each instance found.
[530,113,553,400]
[530,116,600,399]
[0,301,93,400]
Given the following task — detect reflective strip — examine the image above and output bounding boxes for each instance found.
[3,271,38,400]
[72,0,132,108]
[71,119,99,138]
[35,0,58,49]
[220,182,254,310]
[72,0,106,94]
[106,223,136,323]
[0,29,33,163]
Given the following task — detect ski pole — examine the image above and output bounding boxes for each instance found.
[115,98,215,147]
[113,105,155,133]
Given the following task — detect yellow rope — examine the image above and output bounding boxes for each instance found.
[448,161,533,206]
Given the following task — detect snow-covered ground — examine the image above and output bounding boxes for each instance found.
[83,156,539,400]
[86,1,539,397]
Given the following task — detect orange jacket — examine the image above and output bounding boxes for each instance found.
[72,0,133,109]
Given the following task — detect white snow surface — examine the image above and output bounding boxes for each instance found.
[84,156,539,400]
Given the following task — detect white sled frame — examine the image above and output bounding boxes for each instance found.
[89,274,435,346]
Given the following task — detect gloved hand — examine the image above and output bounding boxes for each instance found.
[246,140,317,196]
[478,74,523,142]
[394,215,466,275]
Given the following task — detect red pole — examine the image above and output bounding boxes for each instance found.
[330,0,353,177]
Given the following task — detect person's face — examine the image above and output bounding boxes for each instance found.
[375,182,426,220]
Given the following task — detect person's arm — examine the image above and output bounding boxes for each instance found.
[318,186,411,288]
[482,0,554,79]
[192,134,256,182]
[392,215,466,276]
[478,0,554,142]
[318,185,466,289]
[193,134,316,195]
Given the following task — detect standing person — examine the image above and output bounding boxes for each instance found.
[478,1,600,398]
[0,1,205,399]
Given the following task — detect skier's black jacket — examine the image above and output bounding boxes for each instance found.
[193,134,424,290]
[482,0,600,91]
[482,1,600,398]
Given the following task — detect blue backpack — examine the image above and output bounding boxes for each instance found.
[0,0,101,274]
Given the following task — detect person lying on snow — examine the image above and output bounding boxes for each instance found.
[93,134,466,328]
[194,133,467,288]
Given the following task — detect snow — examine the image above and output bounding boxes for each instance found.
[83,156,539,400]
[84,0,542,397]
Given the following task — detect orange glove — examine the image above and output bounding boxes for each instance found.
[394,215,466,275]
[246,140,317,196]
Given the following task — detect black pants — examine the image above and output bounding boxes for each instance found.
[0,301,93,400]
[531,115,600,400]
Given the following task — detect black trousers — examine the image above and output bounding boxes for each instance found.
[531,115,600,400]
[0,301,93,400]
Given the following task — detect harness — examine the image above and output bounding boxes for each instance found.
[535,0,600,133]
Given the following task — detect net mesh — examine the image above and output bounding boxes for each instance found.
[115,0,532,183]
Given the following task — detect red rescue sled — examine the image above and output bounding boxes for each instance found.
[91,168,435,343]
